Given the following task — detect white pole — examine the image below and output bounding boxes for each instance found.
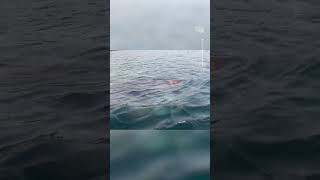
[201,38,204,68]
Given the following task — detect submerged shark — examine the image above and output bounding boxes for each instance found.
[165,80,182,85]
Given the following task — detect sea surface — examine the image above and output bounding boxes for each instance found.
[213,0,320,179]
[110,130,210,180]
[111,50,210,129]
[0,0,109,179]
[1,0,320,179]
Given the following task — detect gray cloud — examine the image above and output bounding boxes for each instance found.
[111,0,210,50]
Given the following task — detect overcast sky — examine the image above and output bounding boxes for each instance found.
[111,0,210,50]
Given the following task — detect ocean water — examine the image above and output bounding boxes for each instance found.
[213,0,320,179]
[111,50,210,129]
[110,130,210,180]
[1,0,320,179]
[0,0,109,179]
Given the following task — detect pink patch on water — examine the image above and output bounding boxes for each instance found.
[165,80,182,85]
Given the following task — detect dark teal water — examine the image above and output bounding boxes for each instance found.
[110,130,210,180]
[0,0,108,179]
[213,0,320,179]
[111,50,210,129]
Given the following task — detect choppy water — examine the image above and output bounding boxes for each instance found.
[213,0,320,179]
[2,0,320,179]
[0,0,108,179]
[111,50,210,129]
[110,130,210,180]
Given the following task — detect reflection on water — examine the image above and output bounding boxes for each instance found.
[110,130,210,180]
[111,50,210,129]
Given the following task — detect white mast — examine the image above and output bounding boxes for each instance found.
[195,26,205,70]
